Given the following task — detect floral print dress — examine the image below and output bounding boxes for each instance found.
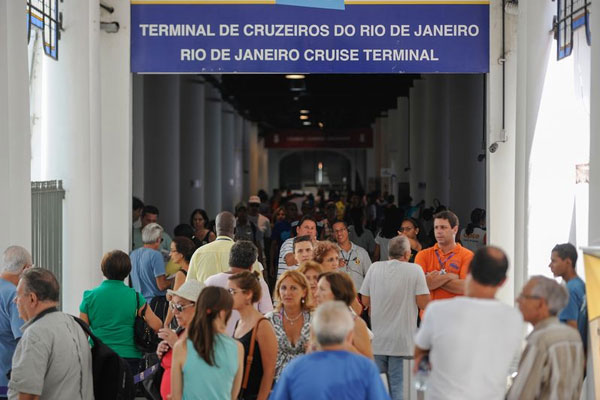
[265,309,312,380]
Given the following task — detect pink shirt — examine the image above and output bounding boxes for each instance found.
[204,272,273,336]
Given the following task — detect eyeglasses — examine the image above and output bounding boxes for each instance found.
[516,294,541,301]
[169,302,194,312]
[228,288,246,295]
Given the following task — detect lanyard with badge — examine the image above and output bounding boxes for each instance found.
[341,248,362,276]
[434,249,454,275]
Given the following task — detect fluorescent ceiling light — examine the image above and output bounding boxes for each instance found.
[285,74,305,80]
[303,121,312,126]
[300,109,310,114]
[300,115,309,120]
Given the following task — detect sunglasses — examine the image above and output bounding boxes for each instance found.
[169,301,194,312]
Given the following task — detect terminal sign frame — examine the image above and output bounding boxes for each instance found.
[131,0,490,74]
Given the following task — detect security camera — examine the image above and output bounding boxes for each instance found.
[489,142,499,153]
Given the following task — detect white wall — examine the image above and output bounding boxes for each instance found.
[0,0,32,253]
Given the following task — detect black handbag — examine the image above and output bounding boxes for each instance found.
[134,292,160,353]
[140,352,164,400]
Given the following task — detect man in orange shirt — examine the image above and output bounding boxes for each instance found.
[414,210,474,300]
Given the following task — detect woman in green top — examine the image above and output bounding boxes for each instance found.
[171,286,244,400]
[79,250,162,373]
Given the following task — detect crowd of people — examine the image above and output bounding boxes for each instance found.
[0,188,590,400]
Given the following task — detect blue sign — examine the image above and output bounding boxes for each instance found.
[131,1,489,74]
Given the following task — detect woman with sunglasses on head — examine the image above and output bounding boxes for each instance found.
[79,250,162,376]
[156,280,204,400]
[398,217,423,263]
[171,286,244,400]
[316,272,374,359]
[266,270,314,381]
[228,271,277,400]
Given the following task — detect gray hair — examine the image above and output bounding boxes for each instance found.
[21,268,60,302]
[142,223,164,244]
[2,246,32,274]
[530,275,569,316]
[216,211,236,236]
[312,301,354,347]
[229,241,257,269]
[388,236,411,260]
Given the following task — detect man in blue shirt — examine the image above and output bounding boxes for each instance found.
[549,243,587,341]
[0,246,32,399]
[130,223,171,320]
[271,301,390,400]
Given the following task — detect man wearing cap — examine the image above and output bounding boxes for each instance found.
[248,195,271,242]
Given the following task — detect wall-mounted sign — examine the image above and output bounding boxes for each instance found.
[131,0,489,74]
[265,129,373,148]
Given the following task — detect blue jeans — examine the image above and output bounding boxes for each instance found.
[375,355,409,400]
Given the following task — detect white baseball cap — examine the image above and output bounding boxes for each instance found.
[248,195,261,204]
[167,280,205,303]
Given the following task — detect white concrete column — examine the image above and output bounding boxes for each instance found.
[488,0,518,304]
[142,76,180,235]
[249,122,260,195]
[591,0,600,247]
[204,83,223,218]
[395,97,410,184]
[268,149,281,194]
[132,74,145,200]
[373,118,382,183]
[100,0,133,254]
[409,80,426,204]
[423,75,450,206]
[38,0,103,313]
[448,75,486,227]
[233,114,244,205]
[242,120,251,199]
[0,0,32,252]
[180,76,206,221]
[365,129,376,192]
[221,104,235,212]
[258,137,269,193]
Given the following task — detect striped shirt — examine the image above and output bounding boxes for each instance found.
[507,317,584,400]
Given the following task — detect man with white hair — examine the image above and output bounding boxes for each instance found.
[270,301,390,400]
[130,223,171,320]
[360,235,430,400]
[0,246,32,399]
[507,275,584,400]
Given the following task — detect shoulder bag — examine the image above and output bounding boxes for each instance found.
[134,292,160,353]
[239,317,268,400]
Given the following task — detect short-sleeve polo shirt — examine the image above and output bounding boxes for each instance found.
[414,243,474,301]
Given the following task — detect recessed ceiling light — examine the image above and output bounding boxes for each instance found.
[300,115,309,120]
[318,122,324,128]
[300,109,310,114]
[285,74,305,80]
[303,121,312,126]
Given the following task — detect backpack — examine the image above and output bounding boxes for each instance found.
[73,317,136,400]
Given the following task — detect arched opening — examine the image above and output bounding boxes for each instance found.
[279,150,351,192]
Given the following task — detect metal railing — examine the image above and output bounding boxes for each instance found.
[31,180,65,304]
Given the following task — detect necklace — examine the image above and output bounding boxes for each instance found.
[283,309,302,325]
